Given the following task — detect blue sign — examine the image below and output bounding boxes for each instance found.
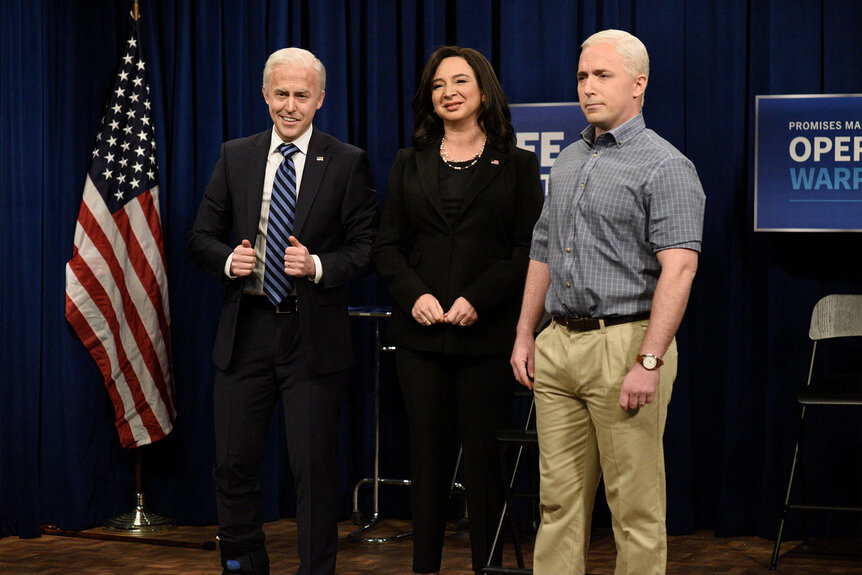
[755,95,862,231]
[511,103,588,195]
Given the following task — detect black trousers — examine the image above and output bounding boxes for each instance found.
[213,299,346,575]
[396,347,514,573]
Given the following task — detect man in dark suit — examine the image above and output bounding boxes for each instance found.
[188,47,377,575]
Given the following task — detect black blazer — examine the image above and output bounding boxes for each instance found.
[188,128,378,373]
[374,141,543,356]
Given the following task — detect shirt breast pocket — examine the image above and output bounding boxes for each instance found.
[581,181,642,228]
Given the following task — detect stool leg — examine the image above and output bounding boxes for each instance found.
[484,442,508,571]
[485,499,507,570]
[797,405,809,549]
[770,403,806,570]
[770,440,799,569]
[501,443,526,569]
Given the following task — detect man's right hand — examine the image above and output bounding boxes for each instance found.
[510,332,536,390]
[230,239,256,277]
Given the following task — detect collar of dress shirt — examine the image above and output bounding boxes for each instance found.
[269,125,313,157]
[579,112,646,148]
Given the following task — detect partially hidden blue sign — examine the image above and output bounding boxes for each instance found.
[755,94,862,231]
[511,103,588,196]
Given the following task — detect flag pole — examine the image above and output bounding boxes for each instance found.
[99,0,174,535]
[104,449,175,533]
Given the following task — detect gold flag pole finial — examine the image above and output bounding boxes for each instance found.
[133,0,140,20]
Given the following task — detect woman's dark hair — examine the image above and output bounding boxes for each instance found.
[412,46,515,151]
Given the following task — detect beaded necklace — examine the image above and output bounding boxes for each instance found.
[440,135,486,170]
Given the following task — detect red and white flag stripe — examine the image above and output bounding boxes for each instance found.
[66,179,175,448]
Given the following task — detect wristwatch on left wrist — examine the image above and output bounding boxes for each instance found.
[636,353,664,370]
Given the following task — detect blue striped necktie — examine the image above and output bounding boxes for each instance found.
[263,142,299,306]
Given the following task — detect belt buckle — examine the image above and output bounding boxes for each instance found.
[274,297,297,314]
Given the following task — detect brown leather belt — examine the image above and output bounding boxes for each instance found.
[243,294,298,314]
[553,312,649,332]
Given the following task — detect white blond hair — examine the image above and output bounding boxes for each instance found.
[582,29,649,80]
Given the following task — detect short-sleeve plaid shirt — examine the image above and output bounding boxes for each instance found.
[530,114,705,317]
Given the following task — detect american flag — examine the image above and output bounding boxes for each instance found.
[65,15,176,449]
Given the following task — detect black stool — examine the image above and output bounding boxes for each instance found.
[770,295,862,569]
[347,307,466,543]
[482,391,537,575]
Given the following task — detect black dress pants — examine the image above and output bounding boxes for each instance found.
[213,300,346,575]
[396,347,514,573]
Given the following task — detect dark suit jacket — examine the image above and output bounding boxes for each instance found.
[188,128,377,373]
[374,141,543,356]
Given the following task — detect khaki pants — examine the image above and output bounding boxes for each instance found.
[532,319,677,575]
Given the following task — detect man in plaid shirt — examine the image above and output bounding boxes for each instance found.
[511,29,705,575]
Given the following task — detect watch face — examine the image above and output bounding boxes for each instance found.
[642,355,658,370]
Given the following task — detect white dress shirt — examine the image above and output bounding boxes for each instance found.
[225,126,323,291]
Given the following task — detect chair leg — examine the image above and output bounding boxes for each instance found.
[450,444,468,530]
[483,396,536,574]
[508,443,528,568]
[485,498,507,572]
[797,406,810,549]
[770,404,807,570]
[770,440,799,569]
[485,442,528,570]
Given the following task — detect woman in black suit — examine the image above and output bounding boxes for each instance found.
[374,46,543,575]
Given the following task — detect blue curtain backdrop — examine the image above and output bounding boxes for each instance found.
[2,0,861,541]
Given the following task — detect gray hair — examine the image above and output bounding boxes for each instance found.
[262,47,326,92]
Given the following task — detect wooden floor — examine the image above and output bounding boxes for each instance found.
[1,518,860,574]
